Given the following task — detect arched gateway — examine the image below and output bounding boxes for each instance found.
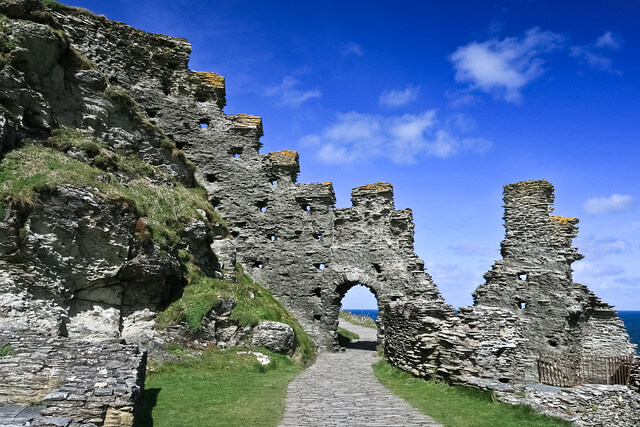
[212,179,447,350]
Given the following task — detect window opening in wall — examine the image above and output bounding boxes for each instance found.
[313,233,323,240]
[314,314,322,321]
[313,287,321,297]
[518,273,528,281]
[257,201,267,213]
[260,206,267,213]
[548,340,558,347]
[373,263,382,273]
[316,263,326,271]
[270,179,278,186]
[230,147,242,158]
[268,234,276,242]
[210,197,221,211]
[205,173,216,183]
[254,260,264,269]
[518,301,527,309]
[199,120,209,129]
[392,296,401,301]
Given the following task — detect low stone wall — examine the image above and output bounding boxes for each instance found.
[497,384,640,426]
[383,301,528,390]
[0,331,146,427]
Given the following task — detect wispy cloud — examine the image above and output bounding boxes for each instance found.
[301,111,491,164]
[379,86,419,107]
[340,42,363,57]
[573,260,625,278]
[265,76,321,107]
[583,194,634,215]
[595,31,622,50]
[577,236,631,260]
[449,28,564,102]
[570,31,623,74]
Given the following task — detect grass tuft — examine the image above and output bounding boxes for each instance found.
[373,359,571,426]
[0,344,12,357]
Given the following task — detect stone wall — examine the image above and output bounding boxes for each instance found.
[0,331,146,426]
[383,180,636,387]
[50,6,445,349]
[383,301,528,389]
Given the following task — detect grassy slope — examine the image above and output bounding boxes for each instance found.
[373,360,571,427]
[339,310,376,329]
[138,349,302,427]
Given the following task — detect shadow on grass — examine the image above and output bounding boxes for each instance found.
[134,388,160,427]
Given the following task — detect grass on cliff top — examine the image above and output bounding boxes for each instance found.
[373,360,571,427]
[339,310,377,329]
[137,348,302,427]
[0,133,225,247]
[156,262,315,363]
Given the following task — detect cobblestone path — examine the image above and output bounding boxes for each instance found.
[280,319,441,426]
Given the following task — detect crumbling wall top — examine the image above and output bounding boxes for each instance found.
[351,182,394,208]
[193,71,225,88]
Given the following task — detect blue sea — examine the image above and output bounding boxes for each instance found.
[346,309,640,355]
[619,311,640,355]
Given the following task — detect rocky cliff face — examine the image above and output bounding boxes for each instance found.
[0,1,223,348]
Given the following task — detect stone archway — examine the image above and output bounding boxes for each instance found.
[326,271,385,350]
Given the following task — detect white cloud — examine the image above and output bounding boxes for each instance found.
[265,76,321,107]
[379,86,419,107]
[450,28,564,102]
[573,260,625,278]
[300,111,491,164]
[576,236,630,260]
[570,32,623,74]
[595,31,622,50]
[583,194,634,215]
[341,42,363,57]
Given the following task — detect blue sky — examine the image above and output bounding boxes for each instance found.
[67,1,640,310]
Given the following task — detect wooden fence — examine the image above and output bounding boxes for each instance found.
[538,352,634,387]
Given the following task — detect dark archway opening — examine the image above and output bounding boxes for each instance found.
[334,283,379,351]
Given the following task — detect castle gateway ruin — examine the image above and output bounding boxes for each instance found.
[0,2,638,426]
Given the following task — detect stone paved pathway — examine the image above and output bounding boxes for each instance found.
[280,320,441,426]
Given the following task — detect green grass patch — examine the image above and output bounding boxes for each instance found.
[373,360,571,427]
[0,134,226,247]
[0,344,12,357]
[337,327,359,347]
[137,348,302,427]
[339,310,376,328]
[156,264,315,363]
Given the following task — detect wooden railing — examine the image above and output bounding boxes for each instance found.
[538,352,634,387]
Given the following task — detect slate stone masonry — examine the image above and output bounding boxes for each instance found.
[0,331,146,426]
